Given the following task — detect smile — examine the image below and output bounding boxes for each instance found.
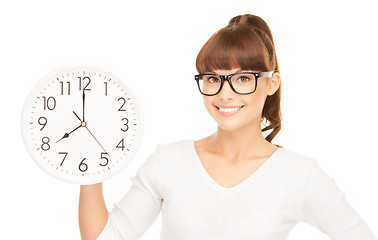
[215,105,244,116]
[219,107,242,112]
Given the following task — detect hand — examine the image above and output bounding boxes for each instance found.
[73,111,109,156]
[85,126,110,157]
[82,89,86,122]
[56,124,82,143]
[73,111,82,122]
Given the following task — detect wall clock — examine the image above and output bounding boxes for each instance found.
[21,65,144,185]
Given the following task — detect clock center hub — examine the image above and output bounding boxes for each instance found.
[81,121,87,127]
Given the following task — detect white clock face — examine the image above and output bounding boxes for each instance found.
[22,66,143,185]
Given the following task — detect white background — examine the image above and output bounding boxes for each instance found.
[1,0,377,239]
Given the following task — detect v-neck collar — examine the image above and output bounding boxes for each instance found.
[187,139,282,197]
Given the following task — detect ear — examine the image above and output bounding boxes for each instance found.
[267,72,281,96]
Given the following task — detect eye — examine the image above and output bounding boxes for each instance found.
[207,76,220,83]
[237,76,250,82]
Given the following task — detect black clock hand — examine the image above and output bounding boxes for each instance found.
[85,126,110,157]
[56,124,82,143]
[73,111,82,122]
[82,89,85,122]
[73,110,108,155]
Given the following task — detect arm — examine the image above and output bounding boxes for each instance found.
[79,183,108,240]
[301,158,377,240]
[88,145,163,240]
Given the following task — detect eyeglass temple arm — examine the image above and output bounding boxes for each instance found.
[259,71,274,77]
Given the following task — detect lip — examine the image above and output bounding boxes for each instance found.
[214,105,244,117]
[216,105,244,109]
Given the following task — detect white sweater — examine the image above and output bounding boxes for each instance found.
[97,139,376,240]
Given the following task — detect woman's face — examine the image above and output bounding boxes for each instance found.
[203,68,280,132]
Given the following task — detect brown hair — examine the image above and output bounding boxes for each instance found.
[196,14,282,147]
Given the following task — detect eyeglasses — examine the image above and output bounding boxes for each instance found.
[194,71,273,96]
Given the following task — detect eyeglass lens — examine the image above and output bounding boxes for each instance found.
[197,73,257,95]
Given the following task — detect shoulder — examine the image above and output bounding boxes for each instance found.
[139,139,191,167]
[271,148,321,198]
[153,139,194,182]
[156,139,194,164]
[275,147,317,174]
[277,148,336,192]
[137,139,192,181]
[157,138,192,153]
[278,147,315,163]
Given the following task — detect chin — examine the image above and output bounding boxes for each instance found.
[205,103,260,132]
[213,114,261,133]
[216,120,249,132]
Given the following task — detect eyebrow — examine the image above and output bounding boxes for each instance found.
[204,70,250,75]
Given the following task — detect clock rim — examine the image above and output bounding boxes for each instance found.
[21,64,144,185]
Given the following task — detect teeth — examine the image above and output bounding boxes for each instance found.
[219,107,242,113]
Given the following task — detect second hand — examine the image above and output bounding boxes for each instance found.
[85,127,110,156]
[73,111,110,157]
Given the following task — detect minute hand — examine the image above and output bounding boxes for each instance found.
[82,89,85,122]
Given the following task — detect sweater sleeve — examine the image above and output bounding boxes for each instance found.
[96,145,163,240]
[301,158,377,240]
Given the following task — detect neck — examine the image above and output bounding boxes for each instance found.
[209,119,271,161]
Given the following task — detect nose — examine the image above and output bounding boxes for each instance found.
[218,80,236,100]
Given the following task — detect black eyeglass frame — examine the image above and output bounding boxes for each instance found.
[194,71,274,96]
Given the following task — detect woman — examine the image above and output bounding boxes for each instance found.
[79,14,377,240]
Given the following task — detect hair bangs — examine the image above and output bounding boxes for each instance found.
[196,25,272,73]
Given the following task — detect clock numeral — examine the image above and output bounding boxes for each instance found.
[79,158,88,172]
[41,137,50,151]
[100,152,109,166]
[38,117,47,131]
[118,97,126,111]
[116,138,125,151]
[42,96,56,110]
[59,152,68,166]
[121,118,129,132]
[104,82,108,96]
[60,81,71,95]
[78,76,91,91]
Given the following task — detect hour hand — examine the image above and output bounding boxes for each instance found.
[73,111,82,122]
[56,124,81,143]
